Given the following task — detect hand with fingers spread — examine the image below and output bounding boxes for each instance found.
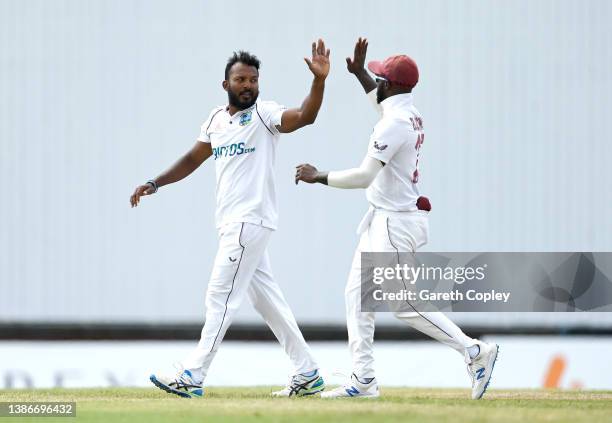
[304,39,331,80]
[346,37,369,75]
[277,39,330,133]
[346,37,377,93]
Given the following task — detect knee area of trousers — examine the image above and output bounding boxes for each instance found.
[393,311,421,320]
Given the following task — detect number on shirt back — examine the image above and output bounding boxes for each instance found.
[410,117,424,183]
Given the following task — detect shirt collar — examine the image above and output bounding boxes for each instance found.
[380,93,414,114]
[226,100,258,118]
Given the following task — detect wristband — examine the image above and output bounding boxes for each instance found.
[146,180,158,193]
[315,172,329,185]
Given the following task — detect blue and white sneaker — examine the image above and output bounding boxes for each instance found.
[321,373,379,398]
[150,366,204,399]
[467,341,499,399]
[271,369,325,397]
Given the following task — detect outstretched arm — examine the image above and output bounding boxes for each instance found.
[277,39,330,133]
[346,37,377,94]
[130,141,212,207]
[295,156,383,189]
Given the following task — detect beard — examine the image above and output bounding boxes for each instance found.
[376,84,387,104]
[228,89,259,110]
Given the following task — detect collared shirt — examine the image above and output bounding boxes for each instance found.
[366,91,425,212]
[197,99,286,230]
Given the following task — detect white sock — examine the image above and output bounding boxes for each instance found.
[467,344,480,360]
[354,374,375,384]
[300,370,318,378]
[186,368,204,384]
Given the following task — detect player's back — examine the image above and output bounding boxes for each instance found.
[366,93,425,212]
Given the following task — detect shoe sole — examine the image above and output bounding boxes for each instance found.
[271,387,326,397]
[321,389,380,399]
[150,375,200,399]
[474,345,499,400]
[301,388,325,396]
[321,393,380,399]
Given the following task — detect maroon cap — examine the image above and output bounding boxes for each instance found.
[368,55,419,88]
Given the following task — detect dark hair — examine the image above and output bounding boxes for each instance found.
[224,51,260,80]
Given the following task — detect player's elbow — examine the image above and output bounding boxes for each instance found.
[301,115,317,126]
[360,179,375,189]
[299,110,318,126]
[354,172,375,189]
[281,115,316,133]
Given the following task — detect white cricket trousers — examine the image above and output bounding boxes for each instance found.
[346,208,476,378]
[182,222,318,380]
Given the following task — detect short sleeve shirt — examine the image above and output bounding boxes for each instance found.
[366,93,425,212]
[198,100,287,229]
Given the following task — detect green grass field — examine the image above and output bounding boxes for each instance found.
[2,387,611,423]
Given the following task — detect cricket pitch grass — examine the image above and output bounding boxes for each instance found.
[2,387,611,423]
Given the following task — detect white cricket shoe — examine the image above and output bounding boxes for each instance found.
[150,365,204,398]
[271,370,325,397]
[467,341,499,399]
[321,373,380,398]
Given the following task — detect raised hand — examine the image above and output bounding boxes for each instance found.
[346,37,368,75]
[346,37,376,93]
[304,39,330,80]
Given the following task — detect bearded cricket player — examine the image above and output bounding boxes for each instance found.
[295,38,499,400]
[130,39,331,398]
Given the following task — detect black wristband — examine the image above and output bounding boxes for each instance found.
[146,180,158,193]
[315,172,329,185]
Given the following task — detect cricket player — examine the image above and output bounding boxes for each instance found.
[295,38,498,399]
[130,40,331,398]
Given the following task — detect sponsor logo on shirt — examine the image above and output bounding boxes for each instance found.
[373,141,388,151]
[239,111,253,126]
[212,142,256,160]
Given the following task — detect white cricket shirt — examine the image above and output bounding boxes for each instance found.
[366,92,425,211]
[197,99,286,230]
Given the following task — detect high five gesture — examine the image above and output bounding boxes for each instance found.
[346,37,376,93]
[305,38,331,80]
[276,38,331,133]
